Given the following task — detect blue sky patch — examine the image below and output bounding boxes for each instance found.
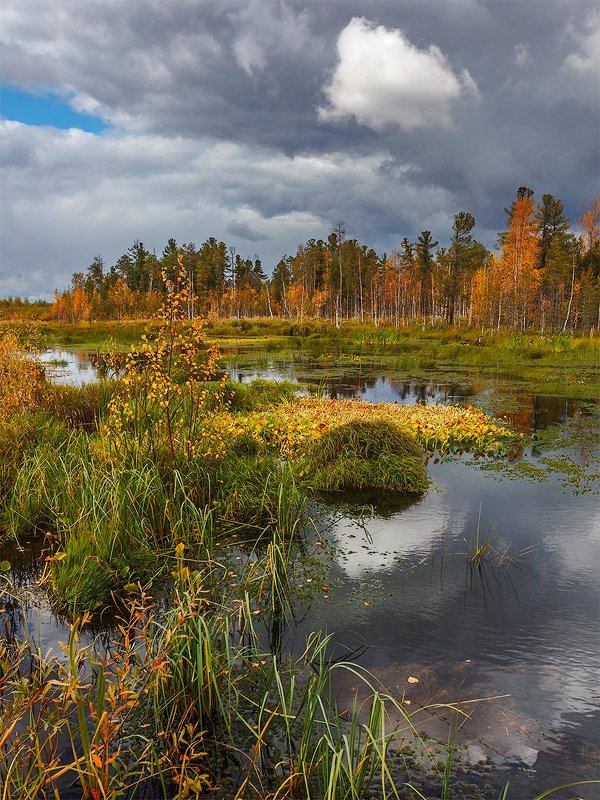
[0,86,108,132]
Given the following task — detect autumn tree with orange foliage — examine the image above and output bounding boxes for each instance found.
[577,197,600,329]
[498,187,541,329]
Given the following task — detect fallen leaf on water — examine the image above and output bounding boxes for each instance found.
[407,676,419,684]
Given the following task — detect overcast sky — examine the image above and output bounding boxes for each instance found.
[1,0,598,299]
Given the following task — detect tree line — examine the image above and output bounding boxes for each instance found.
[41,190,600,331]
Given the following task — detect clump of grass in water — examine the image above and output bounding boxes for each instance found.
[461,504,535,569]
[300,419,428,494]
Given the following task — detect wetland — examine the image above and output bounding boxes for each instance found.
[1,319,599,799]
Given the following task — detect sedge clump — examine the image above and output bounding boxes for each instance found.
[301,419,428,494]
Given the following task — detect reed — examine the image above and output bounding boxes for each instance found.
[5,286,593,798]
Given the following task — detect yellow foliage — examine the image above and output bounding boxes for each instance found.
[104,254,228,462]
[0,331,46,421]
[200,397,516,459]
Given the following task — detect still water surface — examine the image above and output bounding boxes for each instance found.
[11,349,600,795]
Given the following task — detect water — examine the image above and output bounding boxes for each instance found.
[39,347,102,385]
[294,462,600,794]
[7,347,600,794]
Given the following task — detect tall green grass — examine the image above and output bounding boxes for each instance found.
[2,546,598,799]
[3,313,596,798]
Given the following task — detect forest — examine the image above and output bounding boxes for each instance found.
[3,190,600,332]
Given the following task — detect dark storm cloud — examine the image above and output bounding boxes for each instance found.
[1,0,598,297]
[226,220,269,241]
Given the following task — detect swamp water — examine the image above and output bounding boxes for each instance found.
[5,347,600,797]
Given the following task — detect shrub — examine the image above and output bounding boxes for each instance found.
[0,332,46,420]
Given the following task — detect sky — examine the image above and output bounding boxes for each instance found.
[1,0,598,300]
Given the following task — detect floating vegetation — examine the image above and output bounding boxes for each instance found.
[470,408,600,494]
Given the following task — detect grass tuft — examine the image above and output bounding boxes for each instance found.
[302,419,428,494]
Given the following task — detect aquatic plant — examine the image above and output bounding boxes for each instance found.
[282,397,518,456]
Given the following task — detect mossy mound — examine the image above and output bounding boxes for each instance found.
[301,420,428,494]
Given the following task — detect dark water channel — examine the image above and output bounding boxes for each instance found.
[7,348,600,796]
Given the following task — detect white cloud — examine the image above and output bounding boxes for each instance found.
[563,12,600,74]
[230,0,313,77]
[233,31,267,77]
[318,17,479,131]
[513,42,531,68]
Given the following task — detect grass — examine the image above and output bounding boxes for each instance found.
[26,317,600,370]
[3,567,595,799]
[0,317,520,613]
[299,419,428,494]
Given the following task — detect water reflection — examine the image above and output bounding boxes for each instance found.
[40,348,100,385]
[295,459,600,792]
[42,347,596,438]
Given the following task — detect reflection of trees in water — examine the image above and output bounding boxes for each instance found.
[315,488,420,520]
[88,351,124,379]
[499,393,591,435]
[75,350,92,369]
[0,535,46,588]
[302,374,478,404]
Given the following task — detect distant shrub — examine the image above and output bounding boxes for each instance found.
[0,331,46,416]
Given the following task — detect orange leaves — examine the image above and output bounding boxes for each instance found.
[500,191,542,326]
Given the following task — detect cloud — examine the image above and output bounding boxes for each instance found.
[563,12,600,74]
[1,119,463,298]
[226,220,269,241]
[318,17,479,131]
[233,31,267,77]
[0,1,598,298]
[513,42,531,68]
[230,1,313,77]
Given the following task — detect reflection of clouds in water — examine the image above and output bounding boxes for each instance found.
[229,367,299,384]
[359,378,419,405]
[332,489,469,579]
[485,654,600,733]
[20,598,77,665]
[321,459,600,774]
[545,507,600,583]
